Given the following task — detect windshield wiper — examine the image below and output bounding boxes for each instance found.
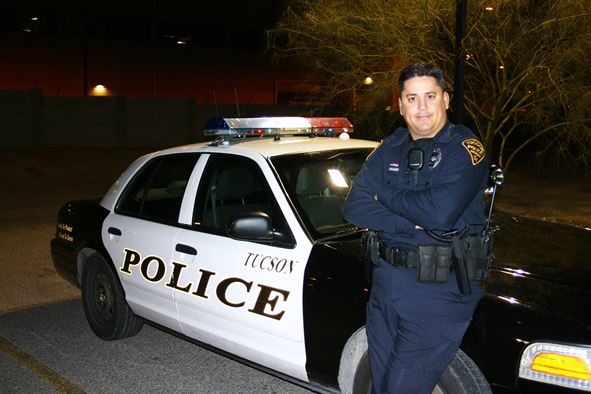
[315,226,366,243]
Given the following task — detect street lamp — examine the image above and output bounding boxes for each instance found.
[91,84,109,96]
[353,76,375,111]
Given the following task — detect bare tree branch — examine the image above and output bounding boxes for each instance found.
[266,0,591,172]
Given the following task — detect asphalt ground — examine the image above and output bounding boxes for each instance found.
[0,300,313,394]
[1,148,589,393]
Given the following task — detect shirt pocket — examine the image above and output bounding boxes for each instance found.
[384,169,408,188]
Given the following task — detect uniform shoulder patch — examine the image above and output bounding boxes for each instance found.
[461,139,485,165]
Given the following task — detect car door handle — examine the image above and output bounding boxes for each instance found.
[108,227,122,236]
[175,243,197,255]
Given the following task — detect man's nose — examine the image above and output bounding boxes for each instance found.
[418,97,427,110]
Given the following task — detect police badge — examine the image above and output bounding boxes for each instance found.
[429,148,442,169]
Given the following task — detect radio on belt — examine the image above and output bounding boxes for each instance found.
[203,116,354,140]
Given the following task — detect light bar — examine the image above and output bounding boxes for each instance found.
[519,342,591,391]
[308,117,353,135]
[203,116,354,138]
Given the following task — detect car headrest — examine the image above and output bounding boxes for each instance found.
[296,165,328,196]
[216,168,254,200]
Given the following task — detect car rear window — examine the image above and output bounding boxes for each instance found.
[116,153,200,224]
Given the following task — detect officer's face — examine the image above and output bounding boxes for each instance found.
[398,76,450,140]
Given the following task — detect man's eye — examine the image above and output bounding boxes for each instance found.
[408,97,416,103]
[427,94,436,100]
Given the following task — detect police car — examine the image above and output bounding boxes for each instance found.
[51,117,591,393]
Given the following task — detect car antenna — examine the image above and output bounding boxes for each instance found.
[213,90,219,116]
[234,88,241,117]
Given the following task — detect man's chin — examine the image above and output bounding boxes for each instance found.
[410,126,438,139]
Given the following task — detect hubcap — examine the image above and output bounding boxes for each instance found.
[94,272,113,321]
[97,285,107,307]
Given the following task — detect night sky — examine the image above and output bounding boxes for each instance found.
[0,0,297,99]
[1,0,285,50]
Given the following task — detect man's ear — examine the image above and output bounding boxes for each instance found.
[443,91,450,110]
[398,97,404,115]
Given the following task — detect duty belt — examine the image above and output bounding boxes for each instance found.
[378,242,418,268]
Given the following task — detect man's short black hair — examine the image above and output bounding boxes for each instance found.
[398,63,446,93]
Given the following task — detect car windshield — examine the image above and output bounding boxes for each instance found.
[271,148,373,239]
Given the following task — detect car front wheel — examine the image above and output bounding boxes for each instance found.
[338,327,491,394]
[344,341,491,394]
[81,253,143,340]
[434,349,491,394]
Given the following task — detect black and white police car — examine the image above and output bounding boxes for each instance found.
[51,117,591,393]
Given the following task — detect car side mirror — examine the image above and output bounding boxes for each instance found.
[227,212,294,247]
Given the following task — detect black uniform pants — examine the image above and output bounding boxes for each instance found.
[366,259,483,393]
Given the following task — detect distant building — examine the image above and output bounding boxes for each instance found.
[0,0,321,105]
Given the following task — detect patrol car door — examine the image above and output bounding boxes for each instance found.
[173,153,312,381]
[102,153,200,331]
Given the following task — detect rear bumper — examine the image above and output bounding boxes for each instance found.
[50,238,79,288]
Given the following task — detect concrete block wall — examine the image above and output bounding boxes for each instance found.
[0,89,311,148]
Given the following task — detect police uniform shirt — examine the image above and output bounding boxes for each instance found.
[343,122,488,252]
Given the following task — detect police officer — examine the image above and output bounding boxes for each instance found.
[344,63,488,393]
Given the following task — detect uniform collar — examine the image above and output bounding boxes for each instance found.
[433,122,454,143]
[385,121,454,147]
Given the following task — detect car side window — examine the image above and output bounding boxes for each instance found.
[117,153,200,224]
[193,154,293,246]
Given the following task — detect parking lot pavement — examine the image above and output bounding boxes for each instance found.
[0,300,314,394]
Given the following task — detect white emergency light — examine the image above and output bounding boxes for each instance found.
[203,116,354,139]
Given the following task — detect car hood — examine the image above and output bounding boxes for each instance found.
[485,211,591,326]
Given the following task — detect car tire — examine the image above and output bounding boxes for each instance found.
[81,253,143,340]
[340,328,490,394]
[338,327,369,394]
[352,351,371,394]
[435,349,491,394]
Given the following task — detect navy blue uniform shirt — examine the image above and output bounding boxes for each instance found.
[344,122,488,251]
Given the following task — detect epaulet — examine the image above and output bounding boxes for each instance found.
[382,127,408,146]
[450,123,473,136]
